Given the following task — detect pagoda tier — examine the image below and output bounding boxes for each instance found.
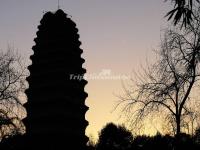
[21,9,88,150]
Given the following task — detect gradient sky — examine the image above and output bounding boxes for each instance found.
[0,0,171,139]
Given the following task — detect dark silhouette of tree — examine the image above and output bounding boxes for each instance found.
[131,135,150,150]
[131,133,200,150]
[117,8,200,140]
[165,0,200,27]
[132,134,174,150]
[181,100,200,136]
[194,127,200,144]
[0,49,26,141]
[95,125,200,150]
[96,123,133,150]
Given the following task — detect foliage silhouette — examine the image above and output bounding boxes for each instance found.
[0,134,25,150]
[0,49,26,140]
[96,123,133,150]
[132,134,174,150]
[194,127,200,144]
[95,129,200,150]
[165,0,200,27]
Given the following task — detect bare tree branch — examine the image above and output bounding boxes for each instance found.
[0,48,26,140]
[116,8,200,136]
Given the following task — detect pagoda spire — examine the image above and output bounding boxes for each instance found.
[57,0,60,9]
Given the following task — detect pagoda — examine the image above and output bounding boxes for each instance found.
[23,9,88,149]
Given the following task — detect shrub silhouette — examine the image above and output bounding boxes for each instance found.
[95,126,200,150]
[96,123,133,150]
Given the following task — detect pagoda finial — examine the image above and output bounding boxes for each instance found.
[58,0,60,9]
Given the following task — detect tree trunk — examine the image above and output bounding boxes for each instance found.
[191,119,194,137]
[175,115,181,150]
[176,115,181,136]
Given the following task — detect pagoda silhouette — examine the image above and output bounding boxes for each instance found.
[22,9,88,150]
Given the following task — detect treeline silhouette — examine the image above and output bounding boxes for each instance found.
[88,123,200,150]
[1,123,200,149]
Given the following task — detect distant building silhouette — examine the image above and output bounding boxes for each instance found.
[20,9,88,149]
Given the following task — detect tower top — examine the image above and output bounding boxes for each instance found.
[58,0,60,9]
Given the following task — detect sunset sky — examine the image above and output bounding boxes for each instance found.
[0,0,171,139]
